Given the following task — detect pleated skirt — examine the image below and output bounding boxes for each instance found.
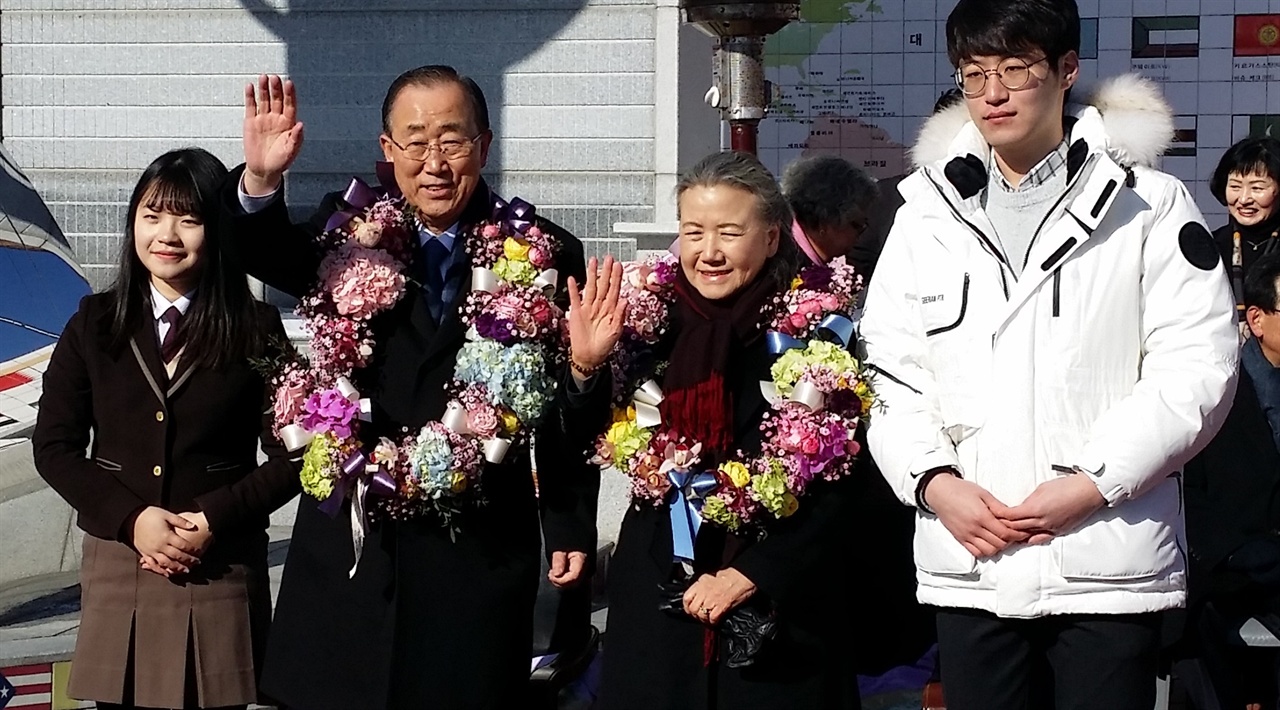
[68,534,270,708]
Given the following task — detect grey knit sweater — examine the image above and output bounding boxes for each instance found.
[983,143,1070,278]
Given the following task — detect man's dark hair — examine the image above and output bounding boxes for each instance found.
[933,88,965,114]
[782,155,879,233]
[946,0,1080,68]
[380,65,490,137]
[1244,251,1280,312]
[1211,136,1280,206]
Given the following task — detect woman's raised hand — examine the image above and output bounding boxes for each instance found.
[243,74,304,196]
[566,256,626,379]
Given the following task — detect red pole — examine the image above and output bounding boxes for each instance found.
[729,121,758,155]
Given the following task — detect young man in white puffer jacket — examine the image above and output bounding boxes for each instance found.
[860,0,1238,707]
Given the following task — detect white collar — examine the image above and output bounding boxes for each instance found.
[149,283,194,320]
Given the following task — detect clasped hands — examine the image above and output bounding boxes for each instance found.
[681,568,757,626]
[923,472,1107,559]
[129,506,213,578]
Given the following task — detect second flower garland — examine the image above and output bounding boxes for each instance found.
[592,255,876,544]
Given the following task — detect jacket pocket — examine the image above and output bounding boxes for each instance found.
[923,273,970,337]
[206,461,243,473]
[914,512,978,576]
[94,457,123,471]
[1054,478,1181,581]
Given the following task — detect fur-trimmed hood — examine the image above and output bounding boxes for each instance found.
[910,74,1174,170]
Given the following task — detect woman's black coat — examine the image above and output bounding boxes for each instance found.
[576,325,865,710]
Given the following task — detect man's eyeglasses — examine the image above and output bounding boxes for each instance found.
[954,57,1049,97]
[386,134,482,162]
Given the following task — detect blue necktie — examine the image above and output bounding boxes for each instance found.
[423,238,450,322]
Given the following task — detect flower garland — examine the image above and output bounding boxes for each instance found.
[591,255,875,536]
[270,166,561,542]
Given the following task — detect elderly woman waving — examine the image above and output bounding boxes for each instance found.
[567,151,873,710]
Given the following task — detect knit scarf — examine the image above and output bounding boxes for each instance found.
[659,269,775,458]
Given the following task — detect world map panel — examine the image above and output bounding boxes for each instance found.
[761,0,1280,225]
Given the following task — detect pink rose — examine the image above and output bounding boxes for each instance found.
[467,408,500,438]
[492,295,525,323]
[528,298,553,326]
[274,381,308,424]
[788,312,809,329]
[482,224,502,238]
[528,247,548,269]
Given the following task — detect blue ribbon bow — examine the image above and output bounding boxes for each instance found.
[667,469,720,562]
[766,313,856,355]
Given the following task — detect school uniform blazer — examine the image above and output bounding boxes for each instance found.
[33,294,301,556]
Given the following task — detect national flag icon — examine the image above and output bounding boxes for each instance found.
[0,663,51,709]
[1235,14,1280,56]
[1132,16,1200,59]
[1167,116,1198,157]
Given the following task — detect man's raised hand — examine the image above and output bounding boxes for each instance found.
[243,74,304,196]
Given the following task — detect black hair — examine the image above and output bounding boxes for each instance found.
[381,65,490,138]
[781,155,879,233]
[676,151,802,292]
[1210,136,1280,206]
[108,148,264,369]
[1246,252,1280,312]
[946,0,1080,68]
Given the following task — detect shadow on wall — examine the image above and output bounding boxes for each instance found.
[237,0,591,303]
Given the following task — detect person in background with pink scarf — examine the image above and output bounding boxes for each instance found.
[781,155,879,268]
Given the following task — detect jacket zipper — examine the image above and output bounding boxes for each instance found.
[1052,269,1061,317]
[1020,153,1101,273]
[926,273,970,336]
[924,172,1010,299]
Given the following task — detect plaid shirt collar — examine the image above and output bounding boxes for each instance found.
[989,139,1070,193]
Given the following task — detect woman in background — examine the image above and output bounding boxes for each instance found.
[1211,136,1280,330]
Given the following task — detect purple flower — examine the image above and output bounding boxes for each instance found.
[799,265,833,291]
[302,389,359,440]
[474,313,517,343]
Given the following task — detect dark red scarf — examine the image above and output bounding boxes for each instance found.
[659,269,775,456]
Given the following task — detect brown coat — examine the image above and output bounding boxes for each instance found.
[32,293,300,708]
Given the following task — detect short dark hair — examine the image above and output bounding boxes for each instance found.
[781,155,879,233]
[381,65,490,137]
[1210,136,1280,206]
[1245,252,1280,312]
[946,0,1080,68]
[111,148,265,369]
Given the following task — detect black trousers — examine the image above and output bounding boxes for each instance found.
[935,608,1162,710]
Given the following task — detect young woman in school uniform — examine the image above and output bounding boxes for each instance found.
[33,148,300,710]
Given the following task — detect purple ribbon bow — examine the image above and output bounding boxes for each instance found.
[322,162,404,233]
[491,195,536,236]
[318,449,398,518]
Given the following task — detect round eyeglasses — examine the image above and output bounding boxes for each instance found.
[386,134,482,162]
[954,57,1049,97]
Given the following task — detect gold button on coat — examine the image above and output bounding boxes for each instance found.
[152,465,162,477]
[155,411,165,422]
